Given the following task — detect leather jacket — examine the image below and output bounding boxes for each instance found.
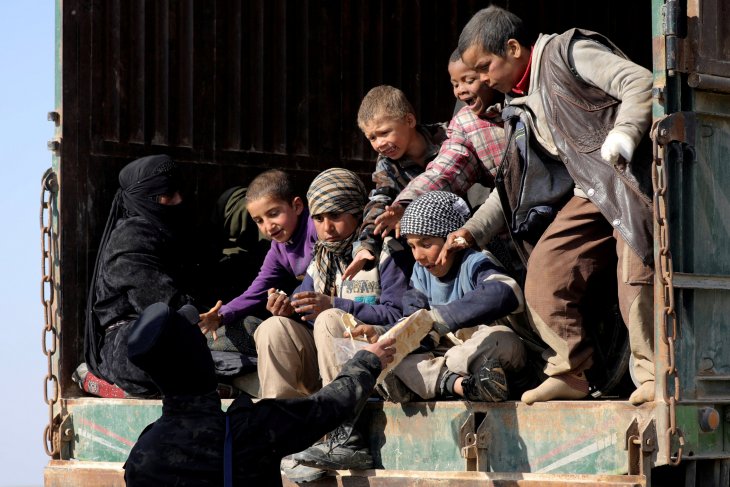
[538,29,654,264]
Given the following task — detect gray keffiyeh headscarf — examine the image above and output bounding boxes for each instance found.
[400,191,471,238]
[306,168,368,295]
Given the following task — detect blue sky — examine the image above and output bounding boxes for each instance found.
[0,2,55,485]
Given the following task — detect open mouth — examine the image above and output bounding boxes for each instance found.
[461,96,476,106]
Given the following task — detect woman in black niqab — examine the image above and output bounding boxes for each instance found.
[84,154,194,396]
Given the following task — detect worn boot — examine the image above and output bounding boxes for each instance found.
[461,358,509,402]
[280,455,326,484]
[293,421,373,470]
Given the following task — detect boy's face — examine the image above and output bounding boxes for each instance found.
[247,195,304,243]
[312,212,359,243]
[406,235,456,279]
[461,40,526,95]
[448,59,493,108]
[361,114,417,161]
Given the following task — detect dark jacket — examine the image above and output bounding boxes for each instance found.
[124,349,382,487]
[538,29,654,264]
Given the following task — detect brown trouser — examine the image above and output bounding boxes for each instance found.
[524,196,654,385]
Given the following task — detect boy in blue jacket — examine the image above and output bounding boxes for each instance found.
[370,191,531,403]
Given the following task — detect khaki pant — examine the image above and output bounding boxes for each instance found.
[254,316,320,399]
[524,196,654,385]
[390,323,527,400]
[254,309,356,398]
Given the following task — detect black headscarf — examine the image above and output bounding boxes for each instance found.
[84,155,183,375]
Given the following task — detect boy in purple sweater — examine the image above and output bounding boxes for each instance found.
[198,169,318,338]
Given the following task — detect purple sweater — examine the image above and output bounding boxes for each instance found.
[219,210,318,325]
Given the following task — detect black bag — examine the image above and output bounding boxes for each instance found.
[496,105,574,252]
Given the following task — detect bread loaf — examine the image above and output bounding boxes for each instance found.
[376,309,434,383]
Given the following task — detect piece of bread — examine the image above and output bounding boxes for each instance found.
[376,309,434,383]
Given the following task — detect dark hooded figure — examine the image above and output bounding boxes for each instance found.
[123,302,394,487]
[84,154,194,397]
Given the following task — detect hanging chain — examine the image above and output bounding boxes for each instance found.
[651,120,685,466]
[41,168,60,457]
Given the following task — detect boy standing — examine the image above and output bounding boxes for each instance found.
[457,6,655,405]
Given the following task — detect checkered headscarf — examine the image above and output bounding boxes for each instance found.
[307,168,368,295]
[307,168,368,217]
[400,191,471,238]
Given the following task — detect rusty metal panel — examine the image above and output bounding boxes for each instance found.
[681,0,730,80]
[44,461,125,487]
[45,461,645,487]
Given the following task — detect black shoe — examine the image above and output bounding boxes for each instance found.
[293,422,373,470]
[461,358,509,402]
[281,455,327,483]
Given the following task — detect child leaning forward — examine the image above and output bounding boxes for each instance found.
[365,191,534,402]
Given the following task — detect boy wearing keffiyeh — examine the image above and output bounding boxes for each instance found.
[254,168,413,475]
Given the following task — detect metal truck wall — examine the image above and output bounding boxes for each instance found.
[57,0,651,394]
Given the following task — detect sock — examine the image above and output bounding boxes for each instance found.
[521,373,589,405]
[629,381,655,405]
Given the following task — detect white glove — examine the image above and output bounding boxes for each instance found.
[600,131,636,164]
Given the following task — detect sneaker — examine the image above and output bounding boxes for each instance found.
[461,359,509,402]
[293,422,374,470]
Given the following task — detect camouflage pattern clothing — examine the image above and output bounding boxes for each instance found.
[356,123,447,257]
[124,350,381,487]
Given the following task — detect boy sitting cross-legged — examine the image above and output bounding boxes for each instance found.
[364,191,535,403]
[254,168,413,479]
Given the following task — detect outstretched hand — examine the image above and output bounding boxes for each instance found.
[342,249,375,280]
[436,229,475,266]
[364,337,396,369]
[374,204,405,238]
[199,300,223,340]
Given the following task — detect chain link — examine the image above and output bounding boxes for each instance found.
[651,121,685,466]
[40,168,59,457]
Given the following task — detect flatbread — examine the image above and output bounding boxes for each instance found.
[376,309,434,383]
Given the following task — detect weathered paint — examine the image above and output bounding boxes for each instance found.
[45,461,646,487]
[65,397,655,476]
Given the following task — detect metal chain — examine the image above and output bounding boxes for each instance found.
[41,168,59,457]
[651,121,685,466]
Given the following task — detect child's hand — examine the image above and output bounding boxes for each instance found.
[345,324,379,344]
[374,204,405,238]
[199,300,223,340]
[266,288,294,316]
[364,337,396,369]
[342,249,375,280]
[291,291,333,321]
[436,229,474,266]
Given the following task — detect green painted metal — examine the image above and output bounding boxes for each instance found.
[674,405,726,458]
[368,401,654,474]
[67,398,656,475]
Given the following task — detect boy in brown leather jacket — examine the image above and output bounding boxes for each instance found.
[448,6,655,405]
